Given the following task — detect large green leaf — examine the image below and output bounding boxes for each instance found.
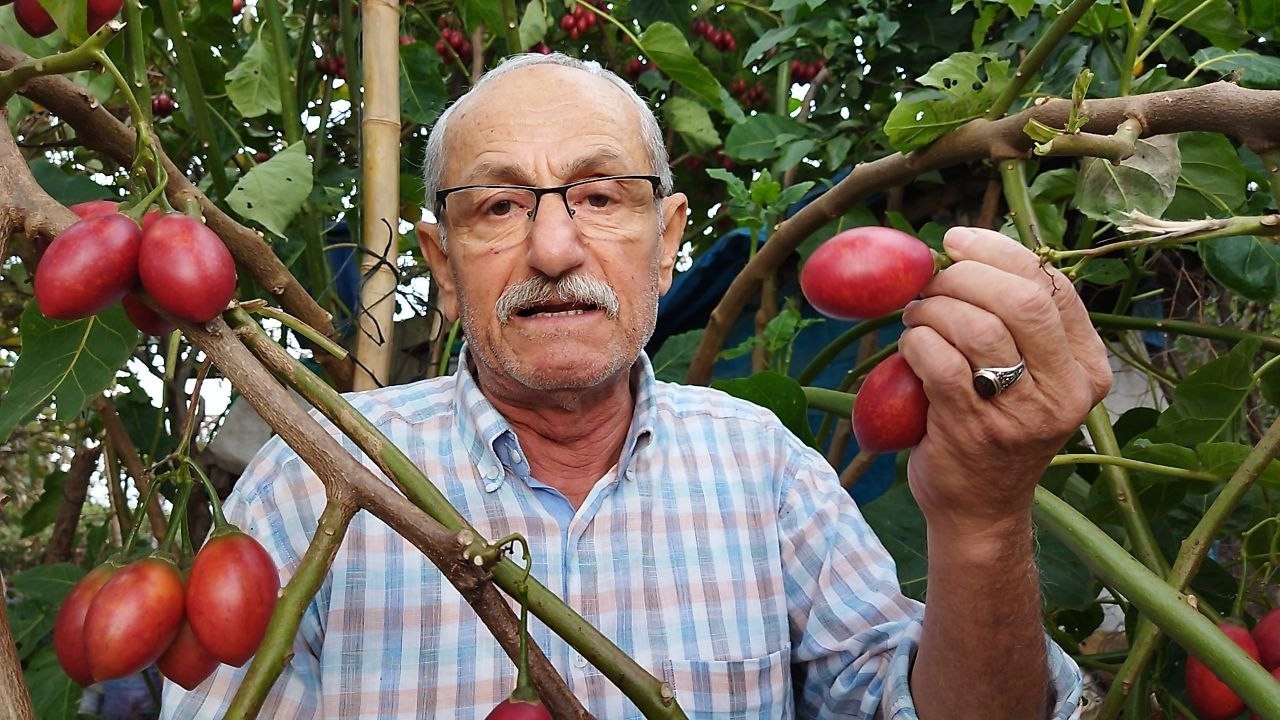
[638,23,724,113]
[863,482,928,600]
[651,329,704,383]
[0,6,61,57]
[712,372,817,449]
[742,25,799,65]
[35,0,87,44]
[226,142,314,238]
[664,96,720,154]
[1166,132,1246,220]
[7,598,55,661]
[113,375,174,461]
[29,160,116,205]
[24,647,82,720]
[517,0,548,49]
[1158,0,1249,49]
[459,0,505,39]
[11,563,82,607]
[1141,339,1257,446]
[724,113,810,162]
[1243,0,1279,37]
[1201,235,1280,302]
[1073,135,1181,223]
[1036,528,1099,611]
[1190,47,1280,88]
[226,32,282,118]
[400,42,448,125]
[630,0,689,31]
[0,304,136,443]
[883,53,1011,152]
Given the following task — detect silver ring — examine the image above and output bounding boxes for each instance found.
[972,360,1026,399]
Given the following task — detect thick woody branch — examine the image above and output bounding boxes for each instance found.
[176,317,592,720]
[43,443,102,563]
[0,43,352,390]
[685,82,1280,384]
[0,572,35,720]
[1034,117,1143,162]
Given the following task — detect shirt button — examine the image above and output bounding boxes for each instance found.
[484,481,501,493]
[508,448,523,464]
[573,653,588,669]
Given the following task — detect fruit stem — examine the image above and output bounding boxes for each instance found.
[90,49,167,194]
[187,459,231,532]
[158,476,194,554]
[0,22,121,102]
[122,469,164,556]
[796,311,903,386]
[838,343,896,393]
[509,536,539,703]
[245,304,349,360]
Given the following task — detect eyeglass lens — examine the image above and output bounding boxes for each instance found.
[444,177,655,246]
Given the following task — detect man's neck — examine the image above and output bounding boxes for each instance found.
[470,358,638,508]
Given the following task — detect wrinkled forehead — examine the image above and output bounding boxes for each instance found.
[440,64,650,186]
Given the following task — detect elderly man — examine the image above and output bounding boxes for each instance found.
[162,53,1111,719]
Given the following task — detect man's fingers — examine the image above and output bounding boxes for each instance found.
[902,296,1019,370]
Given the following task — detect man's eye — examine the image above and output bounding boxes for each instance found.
[486,199,515,216]
[586,193,613,208]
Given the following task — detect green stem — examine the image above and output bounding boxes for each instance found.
[1089,311,1280,353]
[156,0,230,197]
[122,470,163,556]
[499,0,521,52]
[1033,487,1280,719]
[839,344,897,392]
[437,319,461,377]
[227,309,686,719]
[1084,404,1170,577]
[187,459,229,530]
[224,497,356,720]
[1099,406,1280,717]
[1135,0,1212,66]
[1049,453,1221,483]
[1048,214,1280,260]
[122,0,149,124]
[0,23,120,101]
[248,304,349,359]
[1119,0,1155,96]
[1033,117,1142,162]
[159,479,193,553]
[998,159,1042,248]
[295,0,321,118]
[796,313,902,386]
[984,0,1098,118]
[802,386,854,418]
[260,0,302,145]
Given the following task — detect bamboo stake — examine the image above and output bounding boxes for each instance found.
[352,0,402,389]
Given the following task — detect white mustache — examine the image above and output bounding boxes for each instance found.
[495,274,621,324]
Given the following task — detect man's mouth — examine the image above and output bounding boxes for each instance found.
[515,301,601,318]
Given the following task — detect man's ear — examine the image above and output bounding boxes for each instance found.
[417,220,458,321]
[657,192,688,296]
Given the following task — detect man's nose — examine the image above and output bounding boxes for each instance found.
[525,191,585,277]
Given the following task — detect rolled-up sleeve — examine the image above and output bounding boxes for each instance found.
[778,446,1083,719]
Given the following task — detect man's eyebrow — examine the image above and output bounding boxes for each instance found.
[559,149,628,179]
[459,149,631,186]
[462,161,535,185]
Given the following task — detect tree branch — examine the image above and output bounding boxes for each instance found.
[0,43,352,390]
[43,443,102,564]
[684,82,1280,384]
[1033,116,1143,162]
[0,572,35,720]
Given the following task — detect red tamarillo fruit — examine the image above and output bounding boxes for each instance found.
[800,227,937,321]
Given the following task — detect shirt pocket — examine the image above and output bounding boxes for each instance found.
[660,646,792,719]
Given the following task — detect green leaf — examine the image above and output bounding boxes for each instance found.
[639,22,724,113]
[1190,47,1280,88]
[1075,258,1130,285]
[1196,442,1280,489]
[1157,0,1249,49]
[712,372,817,448]
[750,169,782,206]
[399,42,448,125]
[629,0,689,31]
[25,646,82,720]
[664,96,720,154]
[884,53,1011,152]
[742,25,799,65]
[0,6,61,57]
[1073,135,1181,223]
[1142,339,1258,446]
[1029,168,1079,204]
[226,32,282,118]
[1242,0,1279,37]
[1201,235,1280,302]
[705,168,749,207]
[35,0,87,44]
[1007,0,1035,19]
[724,113,809,162]
[11,563,82,606]
[20,469,65,538]
[459,0,505,37]
[517,0,548,49]
[652,329,704,383]
[113,375,173,460]
[1036,528,1100,611]
[863,482,928,600]
[0,304,136,443]
[776,139,817,173]
[29,160,115,206]
[1166,132,1246,219]
[226,142,314,237]
[8,598,55,661]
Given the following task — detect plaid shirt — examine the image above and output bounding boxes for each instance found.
[161,351,1083,719]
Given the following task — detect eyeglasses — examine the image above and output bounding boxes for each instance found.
[435,174,662,248]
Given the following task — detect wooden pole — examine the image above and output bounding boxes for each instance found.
[352,0,402,389]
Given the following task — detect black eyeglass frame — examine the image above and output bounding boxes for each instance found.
[434,174,663,222]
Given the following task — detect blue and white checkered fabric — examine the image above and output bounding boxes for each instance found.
[160,350,1083,719]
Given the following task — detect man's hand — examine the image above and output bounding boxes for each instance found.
[898,226,1112,538]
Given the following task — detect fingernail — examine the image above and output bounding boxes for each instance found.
[944,226,974,250]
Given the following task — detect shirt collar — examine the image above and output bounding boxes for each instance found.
[451,344,658,492]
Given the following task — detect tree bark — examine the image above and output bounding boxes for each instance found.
[0,573,36,720]
[42,444,102,564]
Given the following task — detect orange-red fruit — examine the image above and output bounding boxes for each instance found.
[186,530,280,667]
[852,352,928,453]
[1253,609,1280,671]
[1186,622,1260,720]
[14,0,56,37]
[69,200,121,219]
[53,563,120,686]
[35,214,142,320]
[486,698,553,720]
[139,213,237,323]
[122,294,175,336]
[800,227,935,320]
[83,556,185,682]
[156,619,221,690]
[87,0,122,32]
